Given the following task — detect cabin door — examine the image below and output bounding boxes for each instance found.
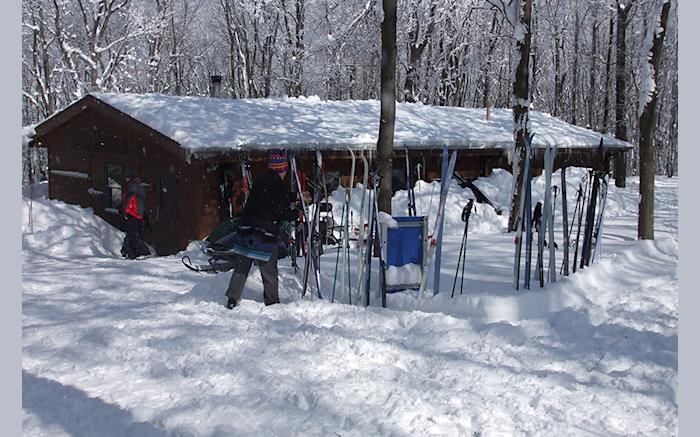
[155,164,179,254]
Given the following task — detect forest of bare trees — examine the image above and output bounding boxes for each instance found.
[22,0,678,180]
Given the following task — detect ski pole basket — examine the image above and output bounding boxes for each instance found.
[381,216,429,292]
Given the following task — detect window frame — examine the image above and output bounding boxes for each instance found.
[105,164,123,210]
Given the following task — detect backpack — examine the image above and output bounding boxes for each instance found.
[208,224,288,262]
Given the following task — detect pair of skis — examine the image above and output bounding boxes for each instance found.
[355,152,370,305]
[591,174,609,262]
[580,170,609,268]
[514,139,562,289]
[290,151,323,300]
[331,149,356,304]
[542,146,558,285]
[361,171,388,307]
[418,147,458,297]
[564,169,609,274]
[405,146,417,216]
[532,147,558,288]
[560,167,570,276]
[513,134,534,290]
[571,172,590,274]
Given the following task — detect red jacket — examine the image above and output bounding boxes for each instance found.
[122,178,145,220]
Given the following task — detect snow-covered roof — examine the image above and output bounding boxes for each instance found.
[89,92,631,154]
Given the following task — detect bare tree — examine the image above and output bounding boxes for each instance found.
[377,0,397,213]
[638,0,671,240]
[282,0,306,97]
[402,0,436,103]
[570,0,580,125]
[601,13,614,133]
[486,0,533,232]
[23,0,56,119]
[613,0,634,187]
[587,6,598,130]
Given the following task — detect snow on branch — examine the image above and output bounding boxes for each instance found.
[483,0,524,40]
[638,0,667,116]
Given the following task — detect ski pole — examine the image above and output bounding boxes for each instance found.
[573,174,590,273]
[451,200,474,298]
[415,163,423,215]
[560,187,582,275]
[372,172,387,308]
[451,218,468,298]
[346,149,356,305]
[331,200,347,303]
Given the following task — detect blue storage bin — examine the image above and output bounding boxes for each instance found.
[381,216,428,292]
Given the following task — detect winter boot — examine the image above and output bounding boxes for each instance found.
[225,298,237,309]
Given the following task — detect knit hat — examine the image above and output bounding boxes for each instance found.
[268,149,288,175]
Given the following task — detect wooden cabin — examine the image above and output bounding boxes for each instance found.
[29,92,632,255]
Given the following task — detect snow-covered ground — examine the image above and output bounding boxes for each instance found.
[22,171,678,436]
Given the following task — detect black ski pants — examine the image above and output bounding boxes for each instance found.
[122,215,150,259]
[226,248,280,306]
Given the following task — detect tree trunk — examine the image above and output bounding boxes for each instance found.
[602,16,615,133]
[553,30,566,119]
[587,15,598,130]
[614,0,633,188]
[667,71,678,177]
[482,13,499,111]
[638,0,671,240]
[571,0,580,125]
[508,0,533,232]
[291,0,305,97]
[377,0,397,214]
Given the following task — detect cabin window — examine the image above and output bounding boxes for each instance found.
[106,164,123,209]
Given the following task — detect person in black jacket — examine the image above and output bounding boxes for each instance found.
[225,149,298,308]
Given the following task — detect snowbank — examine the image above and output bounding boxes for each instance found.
[22,180,49,200]
[21,176,678,436]
[326,166,641,238]
[325,169,513,237]
[22,197,124,258]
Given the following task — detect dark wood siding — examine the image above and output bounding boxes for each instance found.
[35,103,190,255]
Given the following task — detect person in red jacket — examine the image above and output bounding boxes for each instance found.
[121,169,151,259]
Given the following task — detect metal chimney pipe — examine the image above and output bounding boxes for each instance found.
[210,75,222,98]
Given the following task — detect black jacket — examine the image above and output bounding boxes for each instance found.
[239,170,297,235]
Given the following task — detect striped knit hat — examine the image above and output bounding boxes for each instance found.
[268,149,288,175]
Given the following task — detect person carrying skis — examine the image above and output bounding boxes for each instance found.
[225,149,298,309]
[120,169,151,259]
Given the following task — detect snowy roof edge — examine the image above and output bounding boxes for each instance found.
[76,92,633,153]
[185,138,629,156]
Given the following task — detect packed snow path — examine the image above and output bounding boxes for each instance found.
[22,175,677,436]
